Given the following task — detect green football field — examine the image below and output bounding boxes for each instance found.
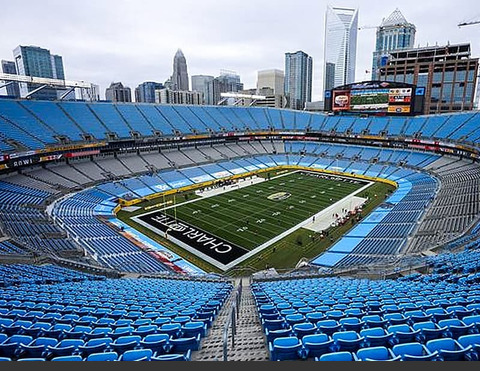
[153,171,368,251]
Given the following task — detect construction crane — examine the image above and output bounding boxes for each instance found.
[358,25,377,30]
[458,19,480,27]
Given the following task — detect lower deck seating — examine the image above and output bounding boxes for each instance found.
[253,257,480,362]
[0,269,232,361]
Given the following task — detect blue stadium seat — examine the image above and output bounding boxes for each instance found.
[458,334,480,359]
[112,319,132,328]
[45,339,84,359]
[332,331,365,353]
[73,315,97,326]
[404,310,432,324]
[18,337,58,359]
[392,342,438,361]
[305,312,326,325]
[119,348,153,361]
[387,324,419,345]
[21,322,51,337]
[425,307,450,322]
[269,336,303,361]
[446,305,475,320]
[316,351,357,361]
[360,327,393,347]
[132,319,152,327]
[181,321,207,338]
[339,317,365,332]
[265,328,293,344]
[426,338,472,361]
[78,337,113,357]
[158,323,182,338]
[64,325,92,339]
[132,325,158,337]
[261,313,281,322]
[151,349,191,361]
[262,319,286,332]
[84,326,113,340]
[325,310,345,321]
[361,315,388,328]
[412,321,445,342]
[316,320,341,336]
[344,308,366,319]
[285,313,305,327]
[110,335,141,354]
[462,315,480,332]
[168,334,201,353]
[438,318,474,339]
[86,351,119,361]
[301,333,334,359]
[139,333,170,355]
[2,320,33,336]
[110,326,134,339]
[292,322,317,339]
[259,304,276,315]
[51,355,83,361]
[356,346,401,361]
[0,334,33,358]
[384,313,408,326]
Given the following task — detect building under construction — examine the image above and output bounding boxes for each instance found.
[379,43,478,114]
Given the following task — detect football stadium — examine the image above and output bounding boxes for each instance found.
[0,97,479,362]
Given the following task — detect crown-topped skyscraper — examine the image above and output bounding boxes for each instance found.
[171,49,189,91]
[371,9,416,80]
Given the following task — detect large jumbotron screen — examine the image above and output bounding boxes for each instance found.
[325,81,424,116]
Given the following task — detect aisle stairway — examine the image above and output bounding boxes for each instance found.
[193,277,269,361]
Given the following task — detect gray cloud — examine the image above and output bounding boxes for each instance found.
[1,0,479,100]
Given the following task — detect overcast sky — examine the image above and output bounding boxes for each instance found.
[1,0,480,100]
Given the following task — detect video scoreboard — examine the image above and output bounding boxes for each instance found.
[325,81,425,116]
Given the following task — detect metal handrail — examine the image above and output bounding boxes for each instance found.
[222,280,243,361]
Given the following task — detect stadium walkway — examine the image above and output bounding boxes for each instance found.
[193,277,269,361]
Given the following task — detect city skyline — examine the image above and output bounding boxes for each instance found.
[1,0,480,101]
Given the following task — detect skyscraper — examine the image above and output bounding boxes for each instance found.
[324,63,336,93]
[284,51,313,110]
[257,69,285,95]
[324,6,358,92]
[13,45,66,100]
[1,60,20,98]
[156,89,203,105]
[205,71,244,105]
[105,82,132,102]
[372,9,416,80]
[171,49,189,91]
[191,75,214,104]
[135,81,164,103]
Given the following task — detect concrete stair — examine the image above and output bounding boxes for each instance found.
[193,277,269,361]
